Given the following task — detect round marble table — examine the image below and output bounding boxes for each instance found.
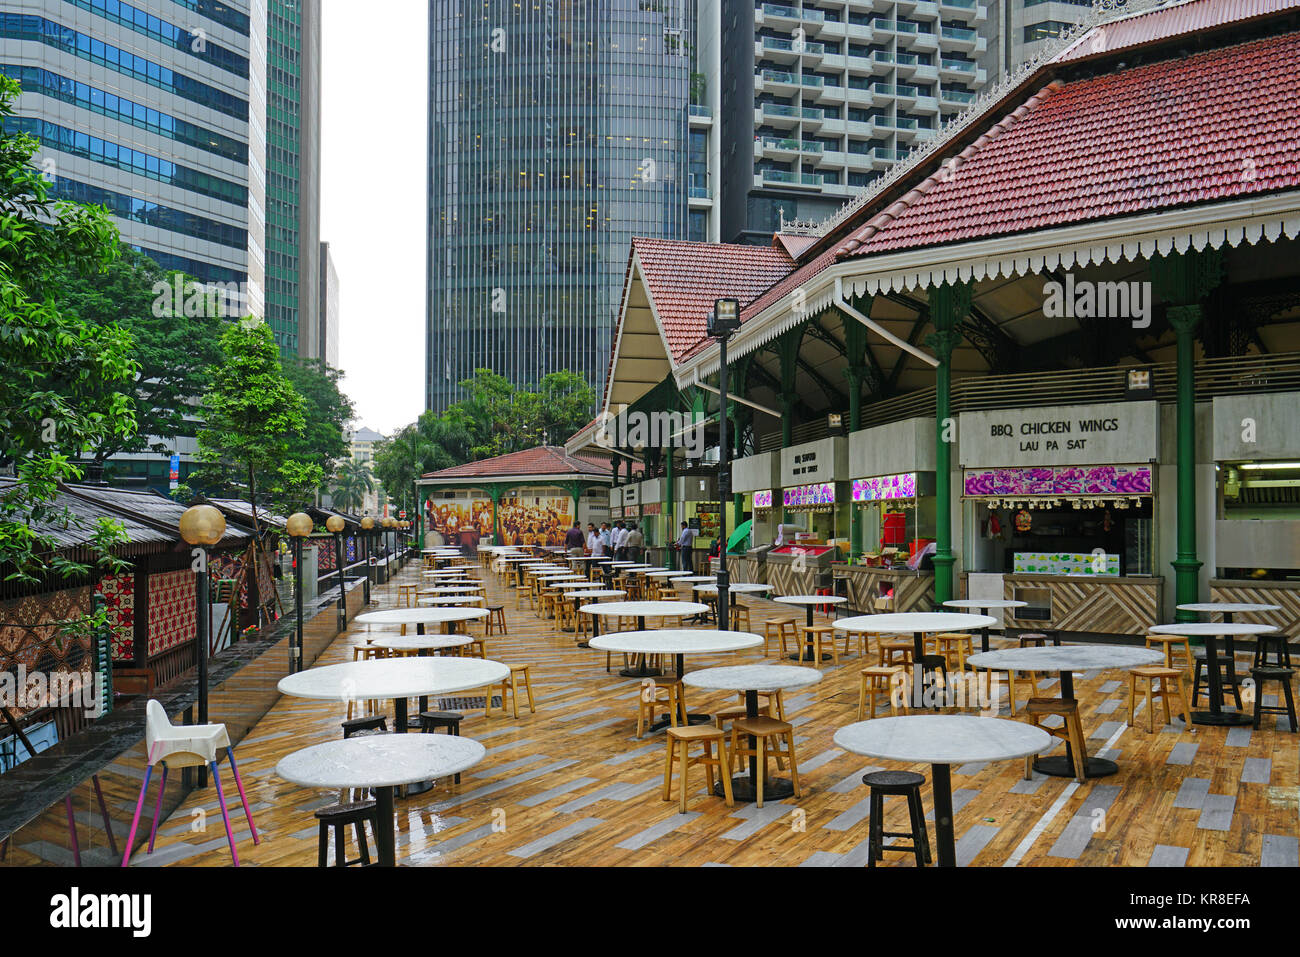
[278,656,509,733]
[417,595,482,607]
[355,606,487,636]
[775,595,849,659]
[1149,622,1277,726]
[370,634,473,655]
[834,715,1051,867]
[578,601,710,676]
[682,664,823,802]
[590,629,763,721]
[277,733,486,866]
[423,584,484,593]
[967,644,1163,776]
[562,589,626,641]
[1176,602,1282,623]
[942,599,1028,652]
[834,611,997,662]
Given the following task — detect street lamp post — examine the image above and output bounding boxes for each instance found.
[709,298,742,631]
[360,516,374,603]
[179,504,225,784]
[382,517,395,579]
[286,512,313,673]
[326,515,347,630]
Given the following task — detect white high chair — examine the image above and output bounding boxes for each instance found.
[121,700,260,866]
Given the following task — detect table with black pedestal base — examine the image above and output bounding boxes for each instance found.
[941,599,1028,652]
[966,644,1163,777]
[833,612,996,670]
[565,589,625,640]
[774,595,848,659]
[578,601,710,676]
[833,715,1050,867]
[682,664,822,802]
[276,733,485,866]
[589,630,762,728]
[1149,621,1278,727]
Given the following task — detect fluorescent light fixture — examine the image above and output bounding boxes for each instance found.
[1239,462,1300,470]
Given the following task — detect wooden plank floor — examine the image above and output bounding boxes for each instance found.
[25,560,1300,868]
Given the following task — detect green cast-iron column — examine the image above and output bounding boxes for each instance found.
[843,314,869,562]
[665,445,676,570]
[927,281,970,605]
[1151,249,1223,620]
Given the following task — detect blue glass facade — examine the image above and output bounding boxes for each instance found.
[426,0,696,412]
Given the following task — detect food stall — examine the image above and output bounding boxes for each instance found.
[639,478,667,566]
[732,451,781,583]
[674,473,717,571]
[1208,392,1300,634]
[768,484,840,594]
[958,400,1163,636]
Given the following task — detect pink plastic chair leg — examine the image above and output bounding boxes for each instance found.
[65,795,81,867]
[147,765,168,853]
[121,764,153,867]
[225,746,260,844]
[92,774,118,858]
[210,761,239,866]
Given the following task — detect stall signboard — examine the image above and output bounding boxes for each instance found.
[1014,551,1120,576]
[622,485,639,507]
[642,502,661,516]
[852,472,917,502]
[753,489,774,509]
[610,507,624,519]
[963,465,1153,497]
[959,401,1158,468]
[784,483,835,507]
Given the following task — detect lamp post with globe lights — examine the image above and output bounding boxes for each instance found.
[326,515,347,629]
[285,512,313,673]
[360,516,375,603]
[179,505,225,737]
[708,297,741,630]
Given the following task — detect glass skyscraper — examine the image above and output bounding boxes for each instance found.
[426,0,696,413]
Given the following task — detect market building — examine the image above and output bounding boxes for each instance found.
[572,0,1300,638]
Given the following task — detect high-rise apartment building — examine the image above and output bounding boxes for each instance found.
[425,0,697,413]
[1,0,268,309]
[706,0,1000,245]
[319,239,339,369]
[265,0,321,358]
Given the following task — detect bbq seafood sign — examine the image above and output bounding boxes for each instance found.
[959,402,1158,468]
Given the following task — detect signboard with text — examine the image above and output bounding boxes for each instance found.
[959,401,1158,468]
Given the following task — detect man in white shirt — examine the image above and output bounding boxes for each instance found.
[676,521,696,574]
[586,523,604,557]
[613,523,629,560]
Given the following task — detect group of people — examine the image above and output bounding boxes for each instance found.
[564,520,645,562]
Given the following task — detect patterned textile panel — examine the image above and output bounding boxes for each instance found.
[0,586,94,720]
[316,536,336,572]
[346,536,356,563]
[209,550,249,610]
[96,573,135,661]
[146,569,196,657]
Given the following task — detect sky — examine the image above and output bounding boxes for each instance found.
[320,1,428,438]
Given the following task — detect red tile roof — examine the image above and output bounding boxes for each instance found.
[421,446,613,481]
[837,30,1300,258]
[630,237,793,362]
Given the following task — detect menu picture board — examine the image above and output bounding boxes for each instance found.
[1013,551,1120,576]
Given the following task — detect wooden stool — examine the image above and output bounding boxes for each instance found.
[418,711,464,782]
[462,638,486,659]
[753,690,786,721]
[730,604,751,632]
[931,632,973,671]
[314,801,379,867]
[397,583,418,607]
[341,715,387,738]
[1017,632,1051,648]
[638,679,684,738]
[487,664,536,719]
[1250,667,1297,731]
[1127,666,1190,732]
[1192,654,1244,710]
[713,702,771,732]
[1145,634,1193,677]
[763,617,799,658]
[729,716,801,808]
[862,770,931,867]
[1023,697,1087,782]
[1253,634,1292,669]
[800,624,839,666]
[485,604,507,636]
[879,635,914,668]
[662,726,734,813]
[843,630,874,658]
[858,665,907,719]
[537,592,557,620]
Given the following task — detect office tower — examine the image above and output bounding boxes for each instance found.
[709,0,998,244]
[319,239,339,370]
[265,0,321,358]
[998,0,1092,78]
[1,0,268,313]
[426,0,697,413]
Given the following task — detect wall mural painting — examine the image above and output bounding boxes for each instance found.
[425,494,575,547]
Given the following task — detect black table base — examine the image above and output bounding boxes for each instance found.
[1034,755,1119,779]
[1190,710,1252,727]
[374,786,396,866]
[716,776,795,802]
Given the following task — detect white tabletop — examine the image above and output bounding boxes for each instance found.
[646,570,691,578]
[588,630,763,655]
[278,656,509,701]
[568,556,602,561]
[1176,602,1283,614]
[578,600,710,618]
[967,644,1164,672]
[681,664,823,694]
[423,585,484,592]
[1149,622,1277,636]
[834,715,1052,765]
[417,595,483,606]
[833,612,997,633]
[775,594,847,606]
[564,589,626,599]
[673,576,718,583]
[695,582,770,595]
[355,607,486,626]
[277,734,486,790]
[943,599,1028,610]
[369,634,473,652]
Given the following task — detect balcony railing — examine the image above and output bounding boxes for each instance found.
[762,69,798,84]
[763,36,825,55]
[941,25,978,41]
[941,58,977,73]
[763,2,823,22]
[940,88,976,104]
[940,0,977,8]
[689,104,712,117]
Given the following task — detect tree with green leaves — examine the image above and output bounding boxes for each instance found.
[330,458,374,513]
[282,355,354,487]
[50,246,225,465]
[0,73,136,583]
[192,319,322,534]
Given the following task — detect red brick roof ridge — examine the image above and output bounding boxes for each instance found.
[421,445,612,480]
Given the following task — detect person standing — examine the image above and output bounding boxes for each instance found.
[613,522,629,560]
[676,521,696,574]
[600,522,612,554]
[565,521,585,557]
[586,523,604,557]
[626,523,644,563]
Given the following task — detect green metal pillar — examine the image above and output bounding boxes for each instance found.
[927,281,970,605]
[843,316,868,563]
[665,446,676,570]
[1151,249,1223,620]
